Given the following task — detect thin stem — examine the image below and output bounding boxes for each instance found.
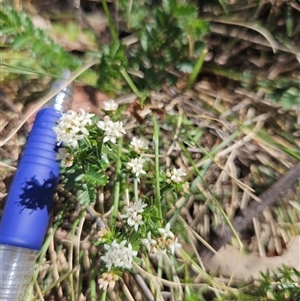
[155,256,163,301]
[152,116,162,220]
[120,68,147,105]
[75,212,86,300]
[180,142,243,250]
[68,211,84,301]
[120,68,141,96]
[101,0,118,40]
[30,203,69,298]
[178,249,223,289]
[134,177,139,202]
[111,138,123,226]
[101,289,107,301]
[187,48,207,89]
[90,253,97,301]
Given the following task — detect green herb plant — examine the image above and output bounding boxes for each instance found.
[50,102,219,300]
[97,0,208,94]
[218,266,300,301]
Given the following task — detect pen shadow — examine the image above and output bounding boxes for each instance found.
[18,171,58,214]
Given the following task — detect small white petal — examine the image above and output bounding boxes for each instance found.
[158,223,174,239]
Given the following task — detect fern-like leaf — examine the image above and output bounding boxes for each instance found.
[1,6,81,80]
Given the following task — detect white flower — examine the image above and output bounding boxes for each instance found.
[103,99,119,111]
[127,211,144,231]
[130,137,148,153]
[101,240,137,270]
[132,199,147,212]
[167,167,187,183]
[56,148,74,167]
[141,231,157,252]
[76,108,95,127]
[168,237,182,255]
[97,115,126,144]
[123,199,147,214]
[126,157,146,177]
[53,109,94,148]
[151,247,167,259]
[122,199,147,231]
[158,223,174,240]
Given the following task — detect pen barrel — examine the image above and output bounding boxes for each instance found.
[0,108,61,250]
[0,77,71,301]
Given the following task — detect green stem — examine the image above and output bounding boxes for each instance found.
[120,68,147,105]
[69,211,85,301]
[101,0,118,40]
[90,254,97,301]
[152,116,162,220]
[187,48,207,89]
[101,289,107,301]
[111,138,123,227]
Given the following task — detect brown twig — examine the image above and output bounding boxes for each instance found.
[201,162,300,262]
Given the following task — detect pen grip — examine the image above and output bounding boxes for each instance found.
[0,108,61,250]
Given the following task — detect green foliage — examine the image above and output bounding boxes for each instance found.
[97,0,208,93]
[184,292,206,301]
[60,142,110,207]
[97,41,128,93]
[274,86,300,109]
[256,266,300,301]
[208,67,300,109]
[76,169,109,206]
[0,7,81,80]
[219,266,300,301]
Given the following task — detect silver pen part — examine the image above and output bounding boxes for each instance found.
[45,70,73,112]
[0,245,38,301]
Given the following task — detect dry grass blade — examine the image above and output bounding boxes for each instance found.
[210,24,299,54]
[0,58,99,147]
[201,162,300,261]
[204,17,279,53]
[40,267,80,296]
[0,162,16,171]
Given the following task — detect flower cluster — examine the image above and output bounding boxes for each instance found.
[53,109,186,293]
[141,223,182,257]
[130,137,148,153]
[97,115,126,144]
[166,167,187,183]
[121,199,147,231]
[101,240,137,270]
[98,271,119,290]
[126,156,146,178]
[53,109,94,148]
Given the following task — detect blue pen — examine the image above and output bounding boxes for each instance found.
[0,72,72,300]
